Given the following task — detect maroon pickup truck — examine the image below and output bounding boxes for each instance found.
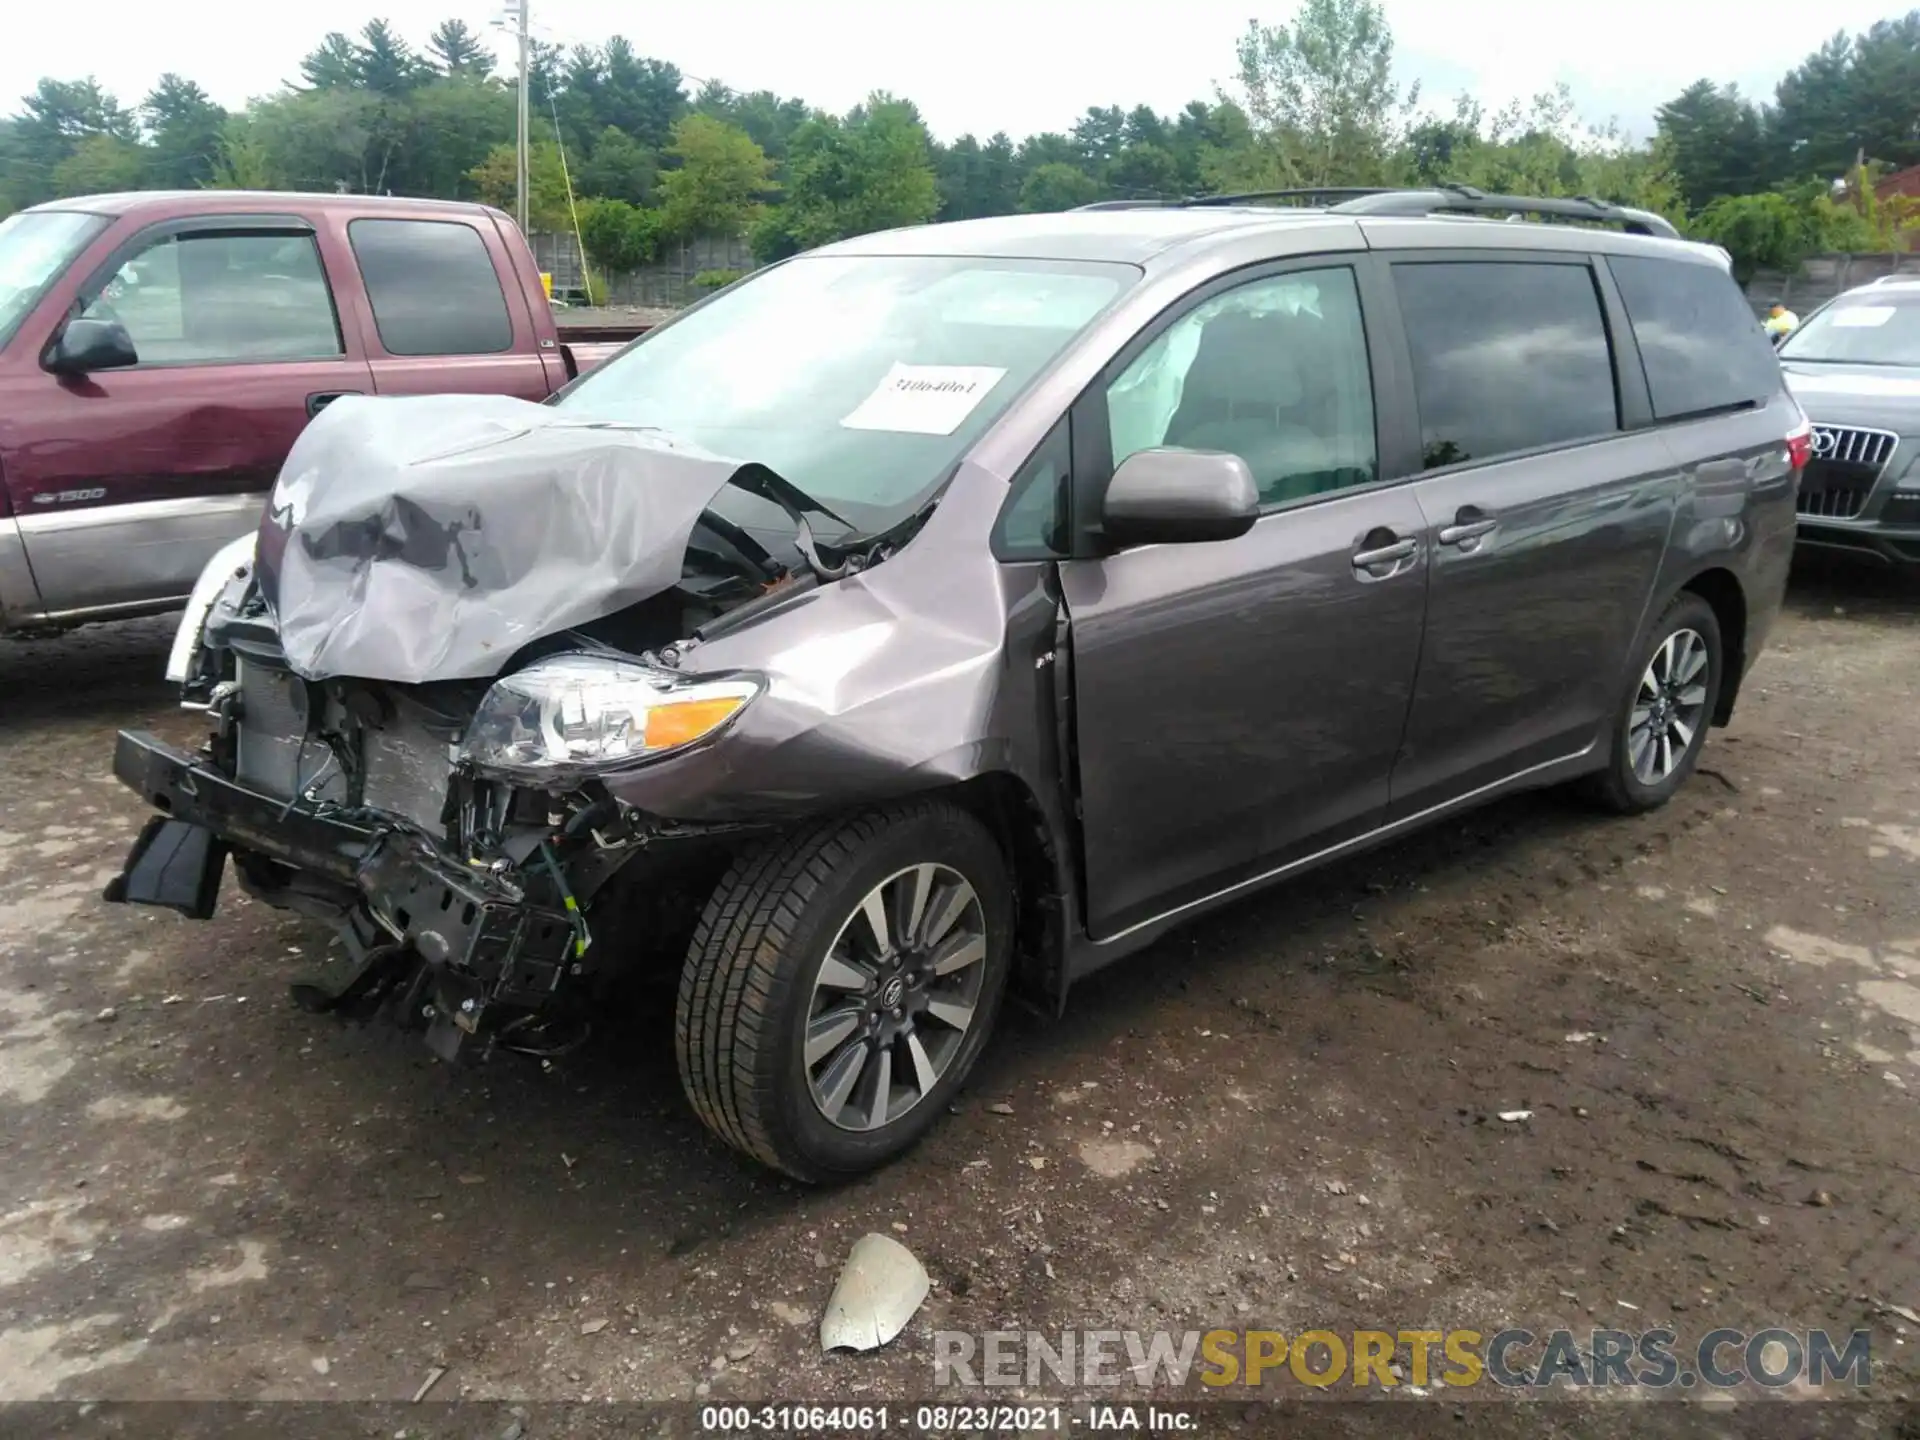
[0,191,641,637]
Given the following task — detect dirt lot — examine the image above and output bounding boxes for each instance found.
[2,555,1918,1433]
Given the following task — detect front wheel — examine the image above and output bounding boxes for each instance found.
[675,799,1014,1182]
[1582,591,1724,814]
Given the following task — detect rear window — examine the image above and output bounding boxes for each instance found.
[1608,255,1781,420]
[348,218,513,356]
[1393,261,1619,469]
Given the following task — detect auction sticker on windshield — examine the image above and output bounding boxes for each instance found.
[841,363,1007,435]
[1831,306,1896,327]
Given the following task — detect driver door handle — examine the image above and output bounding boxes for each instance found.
[1353,537,1417,567]
[1351,530,1419,581]
[1438,507,1498,548]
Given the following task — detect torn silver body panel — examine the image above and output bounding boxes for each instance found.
[257,394,745,684]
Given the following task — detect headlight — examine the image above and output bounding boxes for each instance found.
[458,653,760,782]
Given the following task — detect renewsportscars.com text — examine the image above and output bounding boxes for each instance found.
[933,1327,1873,1390]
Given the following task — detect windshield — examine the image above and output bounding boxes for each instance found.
[558,253,1137,533]
[1779,291,1920,366]
[0,210,109,350]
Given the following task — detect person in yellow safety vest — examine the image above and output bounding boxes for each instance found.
[1764,300,1800,339]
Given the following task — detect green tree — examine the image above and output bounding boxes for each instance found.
[141,74,227,189]
[1691,191,1824,283]
[6,78,138,206]
[1020,161,1102,212]
[468,138,574,229]
[354,20,431,95]
[1656,80,1768,211]
[1227,0,1417,186]
[207,115,278,189]
[575,126,657,205]
[577,196,662,272]
[934,132,1021,220]
[1108,142,1181,199]
[694,82,812,163]
[398,78,514,199]
[52,133,148,195]
[655,113,776,241]
[427,19,493,79]
[767,94,939,253]
[298,33,363,90]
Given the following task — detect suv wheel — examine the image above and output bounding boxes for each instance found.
[1584,591,1723,814]
[675,799,1014,1182]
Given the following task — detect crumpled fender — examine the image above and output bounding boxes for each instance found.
[599,461,1052,824]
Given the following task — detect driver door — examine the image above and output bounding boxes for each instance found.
[9,218,371,617]
[1059,261,1430,941]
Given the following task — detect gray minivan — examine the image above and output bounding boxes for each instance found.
[107,187,1807,1181]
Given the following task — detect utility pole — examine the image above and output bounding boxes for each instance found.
[515,0,531,235]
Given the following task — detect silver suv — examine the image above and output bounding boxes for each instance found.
[107,187,1808,1181]
[1777,275,1920,567]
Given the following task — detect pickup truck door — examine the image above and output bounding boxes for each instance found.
[5,215,374,621]
[337,215,556,401]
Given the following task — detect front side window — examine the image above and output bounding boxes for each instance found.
[1394,261,1619,469]
[80,230,342,364]
[1609,254,1781,419]
[0,209,109,349]
[1779,289,1920,367]
[1104,268,1378,509]
[993,418,1071,559]
[560,254,1135,534]
[349,218,513,357]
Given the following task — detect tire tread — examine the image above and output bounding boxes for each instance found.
[674,799,978,1180]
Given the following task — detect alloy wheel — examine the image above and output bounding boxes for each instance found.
[803,863,989,1132]
[1629,627,1710,785]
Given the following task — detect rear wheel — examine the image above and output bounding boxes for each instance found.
[1583,591,1723,814]
[675,799,1013,1182]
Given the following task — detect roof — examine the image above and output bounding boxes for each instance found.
[1875,164,1920,202]
[815,205,1719,269]
[815,208,1343,265]
[25,190,506,221]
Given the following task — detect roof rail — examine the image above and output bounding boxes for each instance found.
[1073,189,1398,212]
[1183,187,1397,208]
[1329,184,1680,238]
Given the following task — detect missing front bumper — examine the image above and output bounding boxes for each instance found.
[106,729,583,1033]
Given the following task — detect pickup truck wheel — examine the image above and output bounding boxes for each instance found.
[1583,592,1723,815]
[675,799,1014,1183]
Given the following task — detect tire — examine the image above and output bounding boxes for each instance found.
[675,798,1014,1183]
[1582,591,1724,815]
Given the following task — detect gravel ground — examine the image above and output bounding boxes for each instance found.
[1,555,1917,1434]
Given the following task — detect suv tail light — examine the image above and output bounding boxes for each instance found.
[1785,419,1813,471]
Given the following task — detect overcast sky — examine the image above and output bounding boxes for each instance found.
[3,0,1900,143]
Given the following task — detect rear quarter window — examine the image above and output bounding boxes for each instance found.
[1393,260,1619,469]
[348,218,513,357]
[1607,254,1782,420]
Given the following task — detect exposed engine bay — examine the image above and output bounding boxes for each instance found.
[114,394,927,1064]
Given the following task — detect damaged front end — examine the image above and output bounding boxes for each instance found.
[106,396,836,1062]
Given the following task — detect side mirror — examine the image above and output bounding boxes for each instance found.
[46,318,139,376]
[1101,448,1259,547]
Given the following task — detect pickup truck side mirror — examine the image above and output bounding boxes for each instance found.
[45,318,139,376]
[1101,447,1260,547]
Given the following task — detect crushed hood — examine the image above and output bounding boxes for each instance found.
[256,394,747,684]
